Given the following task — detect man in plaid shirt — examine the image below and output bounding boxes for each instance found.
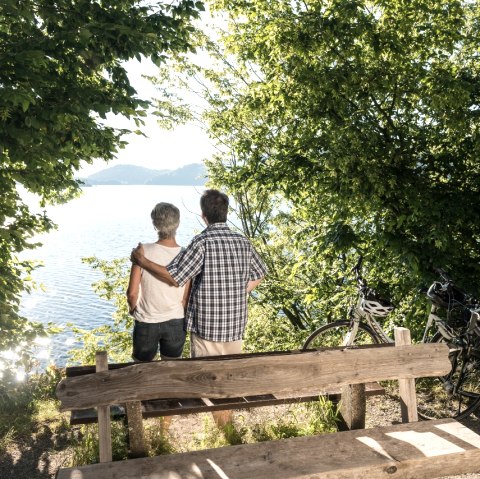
[131,189,267,357]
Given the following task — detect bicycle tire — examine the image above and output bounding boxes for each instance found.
[303,320,380,350]
[416,332,480,420]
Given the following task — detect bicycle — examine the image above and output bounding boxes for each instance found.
[415,269,480,420]
[302,256,395,349]
[302,258,480,420]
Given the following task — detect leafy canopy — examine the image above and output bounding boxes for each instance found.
[153,0,480,338]
[0,0,203,375]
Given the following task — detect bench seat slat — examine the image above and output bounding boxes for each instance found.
[56,418,480,479]
[69,382,385,425]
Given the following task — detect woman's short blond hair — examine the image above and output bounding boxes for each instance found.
[151,202,180,240]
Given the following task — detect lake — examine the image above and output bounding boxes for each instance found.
[19,185,206,367]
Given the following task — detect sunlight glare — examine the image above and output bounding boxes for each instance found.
[1,350,20,361]
[37,350,51,360]
[34,336,51,346]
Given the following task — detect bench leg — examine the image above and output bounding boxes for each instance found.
[339,383,366,430]
[201,397,233,428]
[395,327,419,422]
[212,410,233,428]
[161,415,172,435]
[96,352,112,463]
[126,401,146,458]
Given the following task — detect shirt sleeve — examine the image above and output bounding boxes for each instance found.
[167,239,204,287]
[249,246,268,281]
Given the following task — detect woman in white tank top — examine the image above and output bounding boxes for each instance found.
[127,203,191,360]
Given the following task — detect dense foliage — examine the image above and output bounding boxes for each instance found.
[0,0,203,375]
[69,257,133,365]
[152,0,480,339]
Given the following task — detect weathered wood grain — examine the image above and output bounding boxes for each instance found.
[339,383,366,430]
[395,328,419,422]
[64,345,395,378]
[57,343,450,411]
[95,352,112,463]
[56,418,480,479]
[125,401,145,458]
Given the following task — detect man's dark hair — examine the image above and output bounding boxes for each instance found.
[200,189,229,224]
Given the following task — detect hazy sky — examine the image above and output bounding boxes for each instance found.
[79,59,214,177]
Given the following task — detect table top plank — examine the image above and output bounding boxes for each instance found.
[57,418,480,479]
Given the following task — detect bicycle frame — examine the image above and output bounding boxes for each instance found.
[336,256,395,346]
[422,298,480,346]
[421,303,457,344]
[468,309,480,337]
[423,269,480,344]
[344,295,393,346]
[303,261,480,419]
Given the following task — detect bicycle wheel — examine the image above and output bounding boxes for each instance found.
[303,320,380,350]
[416,332,480,420]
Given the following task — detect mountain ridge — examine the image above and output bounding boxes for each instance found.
[81,163,207,186]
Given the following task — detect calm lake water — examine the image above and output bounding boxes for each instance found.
[20,185,205,367]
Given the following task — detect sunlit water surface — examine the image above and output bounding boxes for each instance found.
[18,185,205,368]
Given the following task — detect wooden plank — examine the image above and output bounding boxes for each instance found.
[67,361,137,377]
[69,382,385,424]
[65,351,305,378]
[395,327,419,422]
[95,352,112,463]
[56,418,480,479]
[265,381,384,401]
[64,344,396,378]
[57,343,450,411]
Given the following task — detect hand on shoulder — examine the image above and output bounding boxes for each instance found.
[131,243,145,265]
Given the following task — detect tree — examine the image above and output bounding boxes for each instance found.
[0,0,203,376]
[152,0,480,338]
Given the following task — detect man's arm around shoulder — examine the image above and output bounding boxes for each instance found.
[130,243,179,287]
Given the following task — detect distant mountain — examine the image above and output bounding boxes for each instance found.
[146,164,207,185]
[82,163,207,186]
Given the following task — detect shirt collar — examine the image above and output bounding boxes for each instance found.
[206,222,228,229]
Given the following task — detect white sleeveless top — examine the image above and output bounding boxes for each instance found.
[133,243,186,323]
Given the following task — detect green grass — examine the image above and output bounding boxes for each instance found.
[70,422,130,466]
[185,398,340,452]
[144,418,176,456]
[0,427,15,455]
[0,365,68,455]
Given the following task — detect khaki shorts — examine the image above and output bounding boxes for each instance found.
[190,332,242,357]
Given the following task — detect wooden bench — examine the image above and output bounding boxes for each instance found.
[55,327,480,479]
[65,360,386,425]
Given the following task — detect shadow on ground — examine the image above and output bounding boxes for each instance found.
[0,423,72,479]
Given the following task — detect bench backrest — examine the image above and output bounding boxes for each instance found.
[56,341,450,411]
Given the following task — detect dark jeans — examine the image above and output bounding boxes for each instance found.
[132,318,186,361]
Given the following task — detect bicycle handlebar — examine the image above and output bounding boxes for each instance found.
[351,256,363,275]
[427,269,479,309]
[351,256,368,292]
[434,267,452,283]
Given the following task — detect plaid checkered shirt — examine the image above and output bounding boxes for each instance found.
[166,223,267,342]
